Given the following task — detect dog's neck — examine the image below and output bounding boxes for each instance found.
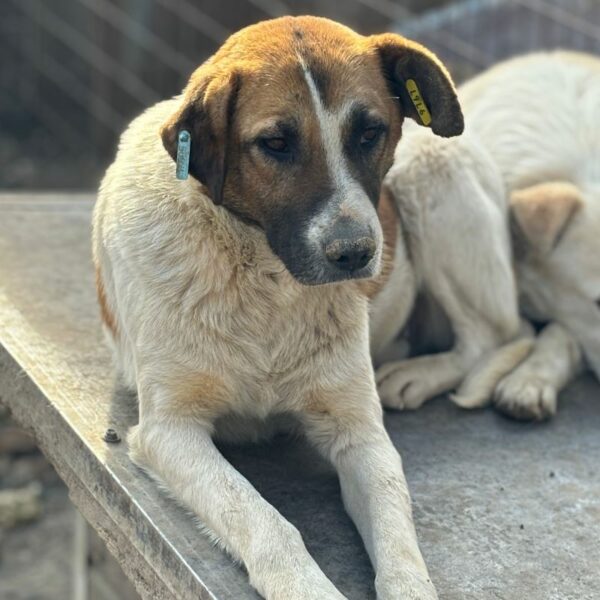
[175,177,378,309]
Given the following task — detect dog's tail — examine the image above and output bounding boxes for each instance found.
[450,336,534,409]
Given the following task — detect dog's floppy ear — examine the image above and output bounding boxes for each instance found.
[370,33,463,138]
[160,68,240,204]
[510,181,583,255]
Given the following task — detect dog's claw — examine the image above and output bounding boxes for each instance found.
[494,375,557,421]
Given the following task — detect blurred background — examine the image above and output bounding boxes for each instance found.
[1,0,599,191]
[0,0,599,598]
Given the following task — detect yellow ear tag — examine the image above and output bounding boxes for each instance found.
[405,79,432,126]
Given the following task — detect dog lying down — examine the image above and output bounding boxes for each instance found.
[375,51,600,420]
[94,16,465,600]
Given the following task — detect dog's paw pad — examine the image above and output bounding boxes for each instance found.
[494,376,557,421]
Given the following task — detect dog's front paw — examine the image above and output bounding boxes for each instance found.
[494,373,557,421]
[375,568,438,600]
[260,568,348,600]
[376,362,430,410]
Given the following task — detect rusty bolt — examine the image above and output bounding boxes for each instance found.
[103,428,121,444]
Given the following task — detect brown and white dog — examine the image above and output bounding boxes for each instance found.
[93,16,463,600]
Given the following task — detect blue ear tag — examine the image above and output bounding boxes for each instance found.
[175,130,191,180]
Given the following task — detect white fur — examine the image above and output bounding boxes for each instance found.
[369,233,416,361]
[301,62,383,263]
[494,323,584,420]
[375,124,523,410]
[375,52,599,417]
[462,51,600,394]
[299,59,353,189]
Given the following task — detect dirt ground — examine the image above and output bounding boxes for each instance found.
[0,408,73,600]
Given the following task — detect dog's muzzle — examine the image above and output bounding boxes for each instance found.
[323,222,377,273]
[266,190,383,286]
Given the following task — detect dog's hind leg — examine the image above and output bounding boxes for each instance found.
[493,322,584,420]
[303,373,438,600]
[378,158,522,410]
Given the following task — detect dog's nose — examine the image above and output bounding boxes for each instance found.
[325,237,376,272]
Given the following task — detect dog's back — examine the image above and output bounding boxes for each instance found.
[460,51,600,191]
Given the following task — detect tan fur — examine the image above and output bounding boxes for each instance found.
[159,16,462,228]
[159,18,401,219]
[156,372,234,422]
[95,266,117,337]
[510,181,583,255]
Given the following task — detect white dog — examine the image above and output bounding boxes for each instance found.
[374,51,599,420]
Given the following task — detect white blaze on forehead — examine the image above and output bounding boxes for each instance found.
[298,55,383,264]
[298,56,355,191]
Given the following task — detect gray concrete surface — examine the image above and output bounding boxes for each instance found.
[0,193,599,600]
[220,375,600,600]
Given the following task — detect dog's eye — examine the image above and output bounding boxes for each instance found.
[360,127,381,147]
[261,138,289,154]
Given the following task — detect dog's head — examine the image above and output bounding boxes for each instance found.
[161,16,463,285]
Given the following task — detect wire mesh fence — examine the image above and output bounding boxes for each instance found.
[398,0,600,80]
[0,0,598,189]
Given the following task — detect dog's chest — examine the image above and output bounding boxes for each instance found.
[169,241,367,404]
[149,205,370,409]
[221,285,367,414]
[235,277,363,376]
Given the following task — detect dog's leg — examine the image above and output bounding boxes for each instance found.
[129,405,346,599]
[377,329,534,412]
[375,296,524,410]
[304,377,437,600]
[376,351,465,410]
[378,173,521,410]
[494,322,584,420]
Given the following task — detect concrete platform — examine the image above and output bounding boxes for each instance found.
[0,193,599,600]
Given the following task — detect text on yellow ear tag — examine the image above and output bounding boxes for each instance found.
[406,79,432,126]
